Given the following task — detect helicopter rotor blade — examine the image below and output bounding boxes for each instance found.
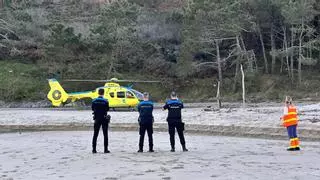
[63,79,108,82]
[63,79,160,83]
[114,80,160,83]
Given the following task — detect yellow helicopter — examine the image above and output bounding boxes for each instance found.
[47,78,159,108]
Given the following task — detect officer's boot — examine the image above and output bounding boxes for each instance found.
[104,147,110,153]
[182,144,188,152]
[148,145,154,152]
[92,148,97,154]
[138,145,143,153]
[170,145,175,152]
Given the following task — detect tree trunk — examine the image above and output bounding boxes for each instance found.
[233,36,242,92]
[290,27,295,83]
[283,26,291,79]
[271,26,276,74]
[240,36,253,72]
[216,81,221,109]
[215,40,222,84]
[298,21,304,85]
[252,51,258,70]
[285,39,291,77]
[258,26,269,74]
[298,37,302,84]
[280,39,284,73]
[240,64,245,108]
[233,58,240,93]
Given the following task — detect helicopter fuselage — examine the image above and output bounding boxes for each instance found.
[47,79,143,108]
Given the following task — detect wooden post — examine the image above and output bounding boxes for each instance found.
[216,81,221,109]
[240,64,245,108]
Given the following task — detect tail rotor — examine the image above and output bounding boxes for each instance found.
[47,79,69,106]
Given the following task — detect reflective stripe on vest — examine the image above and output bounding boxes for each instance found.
[283,106,298,127]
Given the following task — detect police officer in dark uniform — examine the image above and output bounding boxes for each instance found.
[163,91,188,152]
[92,88,110,154]
[137,92,154,153]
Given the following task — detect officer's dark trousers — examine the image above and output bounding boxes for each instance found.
[168,121,185,148]
[92,120,108,151]
[139,123,153,150]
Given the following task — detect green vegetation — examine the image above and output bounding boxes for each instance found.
[0,61,47,101]
[0,0,320,103]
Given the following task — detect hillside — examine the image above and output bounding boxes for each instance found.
[0,0,320,105]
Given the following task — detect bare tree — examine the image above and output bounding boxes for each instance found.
[257,25,269,74]
[0,18,15,47]
[280,0,319,85]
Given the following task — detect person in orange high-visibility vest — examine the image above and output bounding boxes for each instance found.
[281,96,300,151]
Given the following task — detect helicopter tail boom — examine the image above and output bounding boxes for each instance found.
[47,79,69,107]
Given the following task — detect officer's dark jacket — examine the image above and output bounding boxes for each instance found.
[163,99,184,121]
[137,100,154,124]
[92,96,109,121]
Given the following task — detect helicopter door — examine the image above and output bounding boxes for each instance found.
[107,91,116,107]
[116,91,126,106]
[125,90,139,108]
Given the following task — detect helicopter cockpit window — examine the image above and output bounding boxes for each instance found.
[126,91,135,99]
[109,92,114,98]
[131,89,144,100]
[117,92,125,98]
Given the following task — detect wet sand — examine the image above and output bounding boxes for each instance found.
[1,131,319,180]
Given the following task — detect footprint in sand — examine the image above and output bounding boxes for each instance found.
[172,165,184,169]
[145,169,156,173]
[220,163,230,167]
[162,177,171,180]
[134,173,144,176]
[103,177,118,180]
[10,169,18,173]
[160,167,170,173]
